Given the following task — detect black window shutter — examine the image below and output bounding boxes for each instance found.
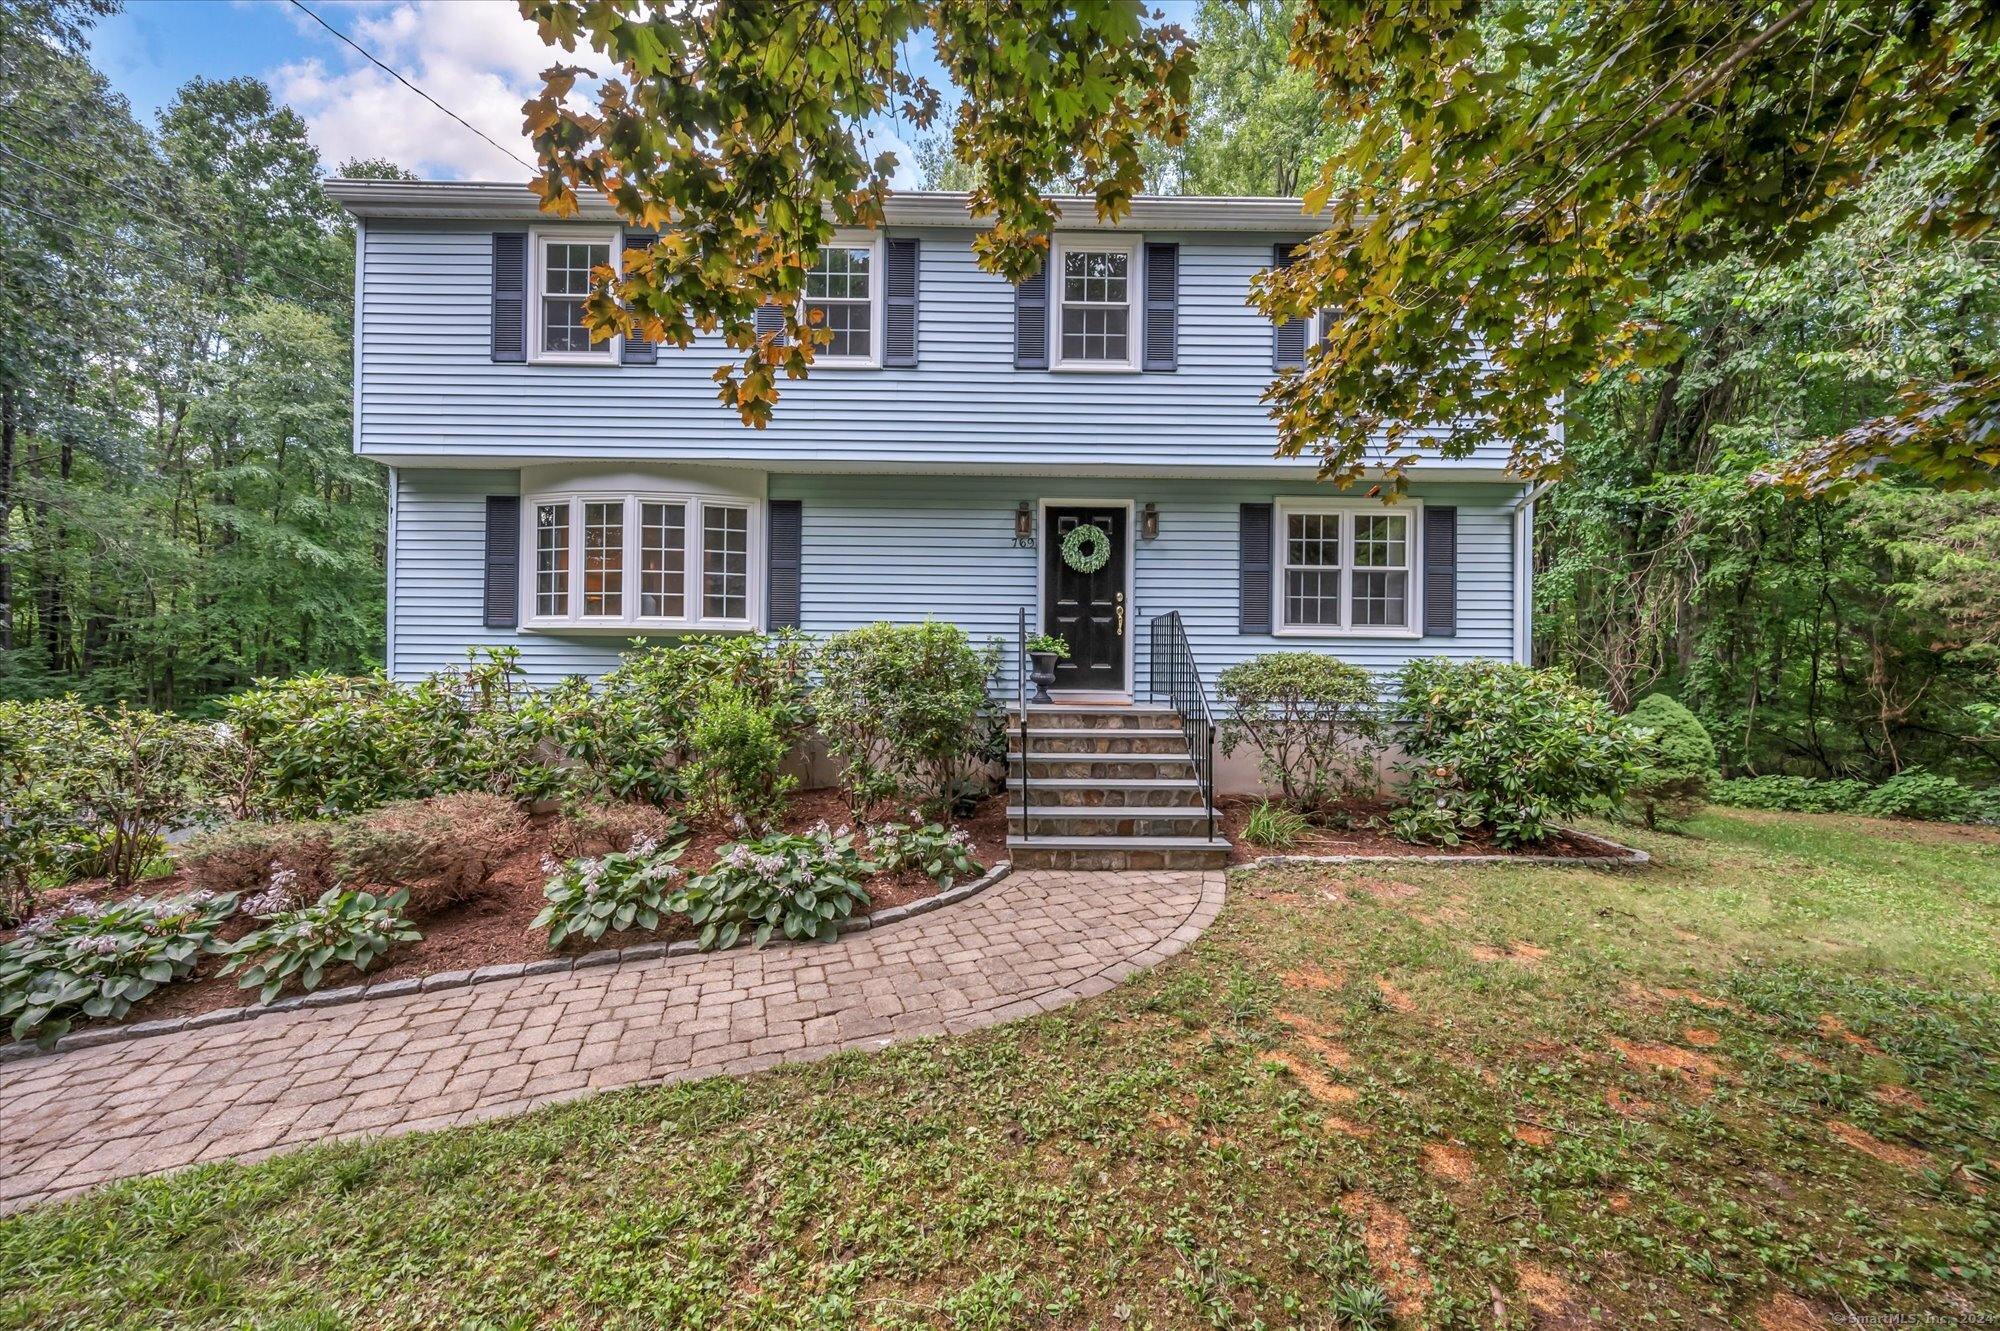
[1014,263,1048,369]
[621,229,658,366]
[491,233,527,363]
[484,496,520,628]
[754,302,787,345]
[884,237,919,367]
[1271,241,1307,371]
[1239,503,1274,634]
[766,500,802,630]
[1422,506,1458,637]
[1142,241,1178,371]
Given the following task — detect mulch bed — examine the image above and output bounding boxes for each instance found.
[5,789,1011,1034]
[1217,795,1633,865]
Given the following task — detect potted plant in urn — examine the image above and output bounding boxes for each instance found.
[1024,634,1070,705]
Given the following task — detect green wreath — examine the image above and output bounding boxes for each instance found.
[1060,523,1113,574]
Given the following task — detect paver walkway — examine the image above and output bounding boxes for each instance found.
[0,868,1223,1211]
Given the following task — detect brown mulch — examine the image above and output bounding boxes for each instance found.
[6,789,1011,1034]
[1217,796,1633,865]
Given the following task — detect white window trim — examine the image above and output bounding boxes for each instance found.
[1050,234,1142,372]
[800,230,885,369]
[1272,498,1425,639]
[520,490,762,633]
[528,226,621,366]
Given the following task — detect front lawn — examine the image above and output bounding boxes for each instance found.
[4,808,1997,1329]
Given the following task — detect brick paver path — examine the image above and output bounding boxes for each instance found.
[0,868,1223,1211]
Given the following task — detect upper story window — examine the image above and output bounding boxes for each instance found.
[531,228,617,365]
[800,233,883,367]
[526,488,760,631]
[1274,499,1422,638]
[1054,238,1140,371]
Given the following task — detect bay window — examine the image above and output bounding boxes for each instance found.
[1274,501,1422,636]
[526,491,759,631]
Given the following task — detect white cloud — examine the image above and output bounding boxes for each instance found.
[274,0,557,180]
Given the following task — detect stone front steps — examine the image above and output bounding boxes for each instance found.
[1005,704,1228,870]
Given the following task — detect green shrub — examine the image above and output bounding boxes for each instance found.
[1242,799,1311,850]
[815,622,1001,818]
[604,634,812,824]
[533,838,688,949]
[1625,694,1718,829]
[866,818,982,888]
[1390,659,1639,848]
[0,698,224,913]
[1216,654,1383,811]
[1,889,238,1046]
[221,887,421,1004]
[1710,774,1873,814]
[180,819,337,898]
[1855,767,1992,822]
[671,825,871,950]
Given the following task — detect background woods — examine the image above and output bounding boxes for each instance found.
[0,0,394,711]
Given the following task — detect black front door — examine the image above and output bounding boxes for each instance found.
[1044,505,1128,693]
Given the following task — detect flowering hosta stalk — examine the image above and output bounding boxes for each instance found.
[221,887,420,1005]
[672,823,870,951]
[531,837,688,949]
[241,865,300,918]
[867,817,982,889]
[0,889,237,1047]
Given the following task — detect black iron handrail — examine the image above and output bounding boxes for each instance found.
[1148,610,1217,842]
[1015,606,1031,840]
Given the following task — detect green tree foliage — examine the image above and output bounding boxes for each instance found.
[518,0,1193,425]
[0,3,389,707]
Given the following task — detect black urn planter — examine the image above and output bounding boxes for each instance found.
[1028,651,1061,705]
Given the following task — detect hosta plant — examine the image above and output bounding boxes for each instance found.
[671,824,871,951]
[221,887,421,1004]
[866,818,982,888]
[0,890,238,1047]
[532,838,688,949]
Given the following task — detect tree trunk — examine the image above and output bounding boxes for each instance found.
[0,384,14,653]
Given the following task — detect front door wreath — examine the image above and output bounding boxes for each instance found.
[1060,522,1112,574]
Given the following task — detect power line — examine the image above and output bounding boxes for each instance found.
[287,0,540,175]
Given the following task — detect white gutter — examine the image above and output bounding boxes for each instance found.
[1508,479,1556,665]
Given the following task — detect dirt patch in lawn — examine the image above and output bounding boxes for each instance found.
[1515,1264,1591,1328]
[1279,963,1344,992]
[8,789,1009,1036]
[1275,1011,1355,1067]
[1512,1122,1556,1146]
[1218,797,1636,863]
[1420,1141,1477,1183]
[1608,1037,1725,1082]
[1753,1291,1840,1329]
[1374,978,1420,1014]
[1265,1051,1359,1106]
[1342,1192,1426,1321]
[1828,1121,1932,1172]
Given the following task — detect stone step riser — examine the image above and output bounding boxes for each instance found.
[1026,787,1205,809]
[1010,815,1217,839]
[1009,845,1229,872]
[1007,733,1191,757]
[1011,759,1199,782]
[1003,712,1184,732]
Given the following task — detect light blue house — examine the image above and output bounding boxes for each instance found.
[329,180,1545,865]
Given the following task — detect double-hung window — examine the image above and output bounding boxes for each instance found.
[800,233,882,367]
[527,492,759,631]
[1274,501,1421,636]
[1053,238,1140,370]
[530,228,618,364]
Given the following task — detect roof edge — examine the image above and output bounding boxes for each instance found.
[322,179,1330,232]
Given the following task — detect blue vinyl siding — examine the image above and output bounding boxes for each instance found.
[357,222,1515,473]
[388,469,1522,690]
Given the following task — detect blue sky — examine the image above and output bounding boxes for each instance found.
[88,0,946,183]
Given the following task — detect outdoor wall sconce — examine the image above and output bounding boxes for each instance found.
[1141,502,1159,540]
[1015,501,1033,540]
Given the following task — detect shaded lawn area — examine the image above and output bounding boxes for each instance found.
[3,809,1998,1329]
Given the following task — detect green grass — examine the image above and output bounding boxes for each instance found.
[4,808,1998,1329]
